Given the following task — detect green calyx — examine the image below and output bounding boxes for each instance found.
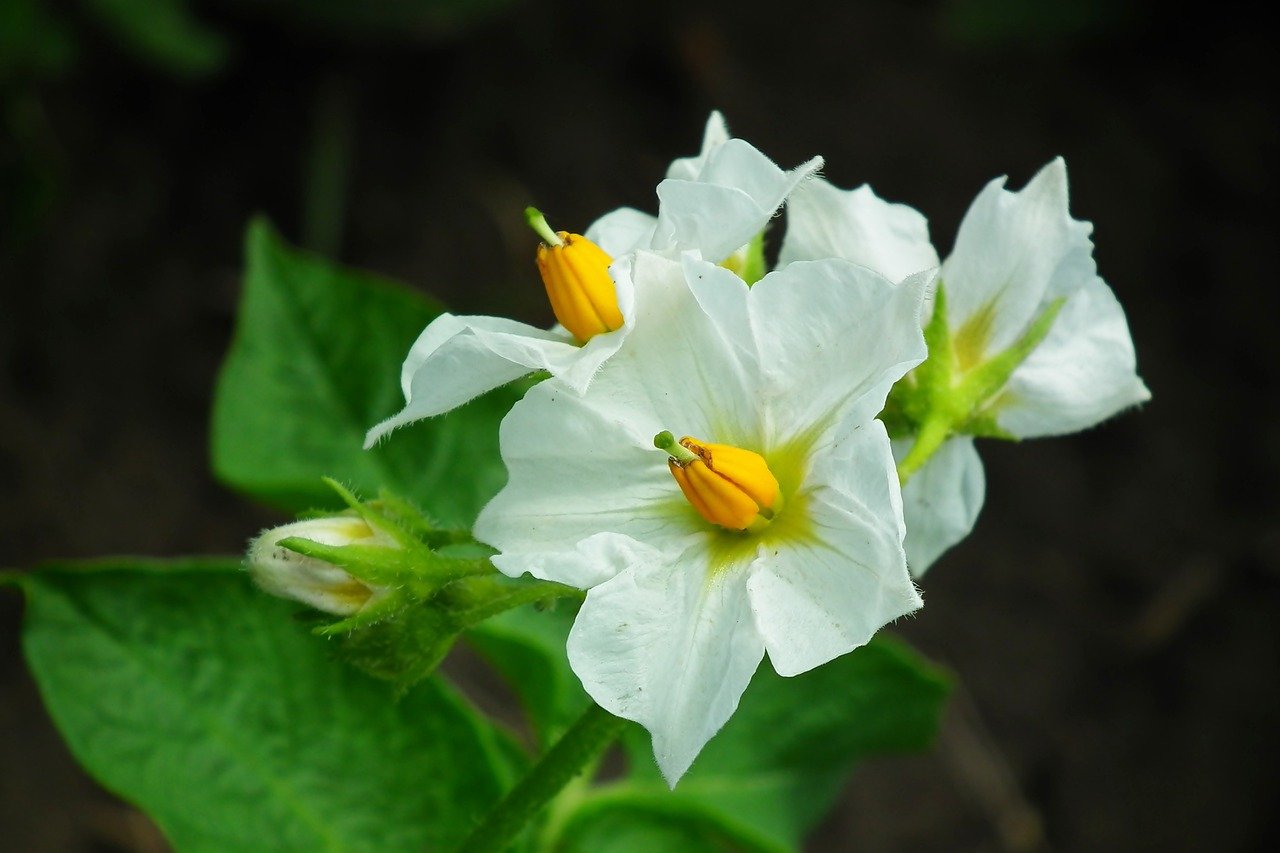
[888,284,1065,483]
[720,229,768,285]
[273,478,581,692]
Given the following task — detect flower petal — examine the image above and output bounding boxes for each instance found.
[366,256,639,446]
[585,207,657,257]
[567,551,765,785]
[653,140,823,263]
[893,436,985,577]
[748,420,921,677]
[941,157,1096,356]
[995,276,1151,438]
[474,368,698,588]
[665,111,732,182]
[746,260,931,443]
[778,177,941,282]
[363,313,625,447]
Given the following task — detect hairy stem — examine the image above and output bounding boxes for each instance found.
[457,703,626,853]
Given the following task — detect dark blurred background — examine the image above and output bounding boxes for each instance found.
[2,0,1277,849]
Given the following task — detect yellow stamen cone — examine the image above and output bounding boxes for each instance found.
[527,207,623,344]
[656,431,781,533]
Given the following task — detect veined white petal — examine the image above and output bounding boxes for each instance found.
[749,420,921,677]
[746,260,931,443]
[653,140,823,263]
[586,207,658,257]
[474,370,700,588]
[666,111,732,182]
[941,157,1096,356]
[363,314,626,447]
[779,177,941,283]
[995,276,1151,438]
[366,256,638,447]
[567,551,765,786]
[893,436,985,577]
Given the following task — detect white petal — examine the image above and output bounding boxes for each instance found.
[778,177,941,282]
[363,314,625,447]
[653,140,823,262]
[665,111,732,181]
[748,420,921,677]
[365,257,638,447]
[941,158,1096,355]
[893,436,985,577]
[747,260,931,443]
[474,371,700,588]
[995,276,1151,438]
[567,551,765,785]
[585,207,657,257]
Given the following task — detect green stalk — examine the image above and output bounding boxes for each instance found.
[457,703,626,853]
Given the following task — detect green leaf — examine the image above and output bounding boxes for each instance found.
[14,558,520,851]
[468,602,592,747]
[211,218,517,526]
[557,637,950,852]
[81,0,228,78]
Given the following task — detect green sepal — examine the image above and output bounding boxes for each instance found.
[320,572,582,693]
[953,296,1065,434]
[739,230,768,286]
[886,284,1066,480]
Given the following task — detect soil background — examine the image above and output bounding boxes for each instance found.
[2,0,1278,850]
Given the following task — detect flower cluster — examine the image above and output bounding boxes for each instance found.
[257,113,1147,785]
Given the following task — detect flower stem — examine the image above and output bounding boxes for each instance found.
[457,703,625,853]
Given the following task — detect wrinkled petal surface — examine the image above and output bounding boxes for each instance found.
[995,277,1151,438]
[365,258,637,446]
[779,177,941,283]
[893,436,986,576]
[653,140,823,263]
[748,420,921,676]
[586,207,658,258]
[941,158,1096,356]
[567,551,765,785]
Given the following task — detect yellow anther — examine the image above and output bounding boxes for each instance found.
[526,207,623,344]
[655,431,782,533]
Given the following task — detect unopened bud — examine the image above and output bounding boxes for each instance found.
[247,516,395,615]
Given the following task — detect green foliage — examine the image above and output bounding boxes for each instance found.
[584,639,949,852]
[81,0,229,77]
[12,559,520,852]
[469,603,593,747]
[211,218,518,525]
[238,0,522,38]
[470,604,950,852]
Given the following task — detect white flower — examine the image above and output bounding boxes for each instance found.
[475,250,930,784]
[364,113,821,447]
[781,158,1150,575]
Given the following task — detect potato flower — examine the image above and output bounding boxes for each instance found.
[781,159,1149,574]
[365,115,820,447]
[475,250,930,783]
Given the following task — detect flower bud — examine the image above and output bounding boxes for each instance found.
[247,516,395,615]
[655,431,782,533]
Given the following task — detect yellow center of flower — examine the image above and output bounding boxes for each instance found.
[655,431,782,533]
[527,207,623,344]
